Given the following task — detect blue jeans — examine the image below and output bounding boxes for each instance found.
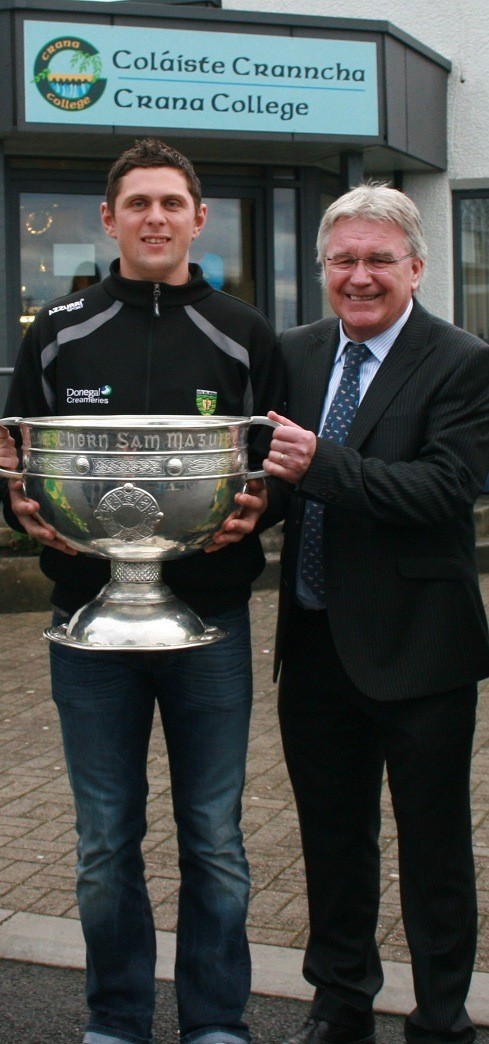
[50,605,253,1044]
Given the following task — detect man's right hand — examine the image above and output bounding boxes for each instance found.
[8,479,78,555]
[264,411,317,485]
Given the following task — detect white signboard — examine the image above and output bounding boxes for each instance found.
[23,21,379,137]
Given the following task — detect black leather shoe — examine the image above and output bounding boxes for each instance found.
[283,1017,376,1044]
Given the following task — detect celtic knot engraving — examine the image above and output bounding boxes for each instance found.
[94,483,163,540]
[30,454,71,474]
[93,458,161,477]
[186,453,239,475]
[28,452,242,479]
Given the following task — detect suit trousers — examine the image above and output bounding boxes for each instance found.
[278,601,478,1043]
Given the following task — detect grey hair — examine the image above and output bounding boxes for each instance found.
[316,182,428,281]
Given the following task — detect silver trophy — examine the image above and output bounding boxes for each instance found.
[0,414,276,651]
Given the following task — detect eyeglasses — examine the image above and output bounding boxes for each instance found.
[325,253,414,273]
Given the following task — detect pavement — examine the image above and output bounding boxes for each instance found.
[8,964,489,1044]
[0,557,488,1041]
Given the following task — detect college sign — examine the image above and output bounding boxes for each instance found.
[23,21,379,137]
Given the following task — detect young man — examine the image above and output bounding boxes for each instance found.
[1,138,282,1044]
[262,184,489,1044]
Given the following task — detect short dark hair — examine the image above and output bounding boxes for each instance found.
[105,138,202,213]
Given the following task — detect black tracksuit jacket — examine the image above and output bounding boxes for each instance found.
[3,261,284,615]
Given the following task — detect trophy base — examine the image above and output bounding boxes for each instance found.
[44,570,227,651]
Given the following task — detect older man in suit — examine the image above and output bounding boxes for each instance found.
[262,185,489,1044]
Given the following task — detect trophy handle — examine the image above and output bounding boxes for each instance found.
[246,415,279,479]
[0,417,23,478]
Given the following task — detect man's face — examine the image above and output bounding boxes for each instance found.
[323,217,424,341]
[100,166,206,284]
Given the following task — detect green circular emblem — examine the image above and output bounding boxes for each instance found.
[33,36,106,112]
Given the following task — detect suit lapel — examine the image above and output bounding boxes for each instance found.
[347,301,436,448]
[291,323,338,431]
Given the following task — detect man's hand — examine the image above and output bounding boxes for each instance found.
[2,425,75,552]
[263,411,317,485]
[204,478,268,553]
[7,479,78,555]
[0,425,19,473]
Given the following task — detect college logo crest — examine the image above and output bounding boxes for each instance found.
[32,36,107,112]
[196,390,217,416]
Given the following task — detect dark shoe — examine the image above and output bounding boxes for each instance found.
[283,1017,376,1044]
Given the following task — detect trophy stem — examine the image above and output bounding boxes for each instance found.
[45,558,226,651]
[112,560,163,587]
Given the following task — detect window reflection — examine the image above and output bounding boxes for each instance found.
[274,187,297,332]
[319,191,337,321]
[20,192,256,333]
[460,197,489,342]
[191,197,256,305]
[20,193,114,332]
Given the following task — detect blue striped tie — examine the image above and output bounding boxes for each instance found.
[300,341,371,606]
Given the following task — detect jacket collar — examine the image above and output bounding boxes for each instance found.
[103,259,214,311]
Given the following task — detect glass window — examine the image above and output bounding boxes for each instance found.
[18,191,257,335]
[190,197,255,305]
[274,187,297,332]
[319,191,338,320]
[454,193,489,342]
[453,191,489,491]
[19,192,115,333]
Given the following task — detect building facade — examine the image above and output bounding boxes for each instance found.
[0,0,487,410]
[226,0,489,336]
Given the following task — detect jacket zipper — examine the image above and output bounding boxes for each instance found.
[145,290,160,411]
[153,282,161,317]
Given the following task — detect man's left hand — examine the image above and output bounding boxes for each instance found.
[204,478,267,552]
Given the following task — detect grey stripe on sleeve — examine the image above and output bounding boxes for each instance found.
[41,338,59,410]
[184,305,253,414]
[57,300,123,346]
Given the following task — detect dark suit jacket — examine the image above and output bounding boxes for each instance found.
[265,300,489,699]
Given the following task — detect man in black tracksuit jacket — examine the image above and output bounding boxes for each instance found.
[1,139,283,1044]
[4,257,279,620]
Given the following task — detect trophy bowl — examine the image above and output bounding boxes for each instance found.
[0,414,276,651]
